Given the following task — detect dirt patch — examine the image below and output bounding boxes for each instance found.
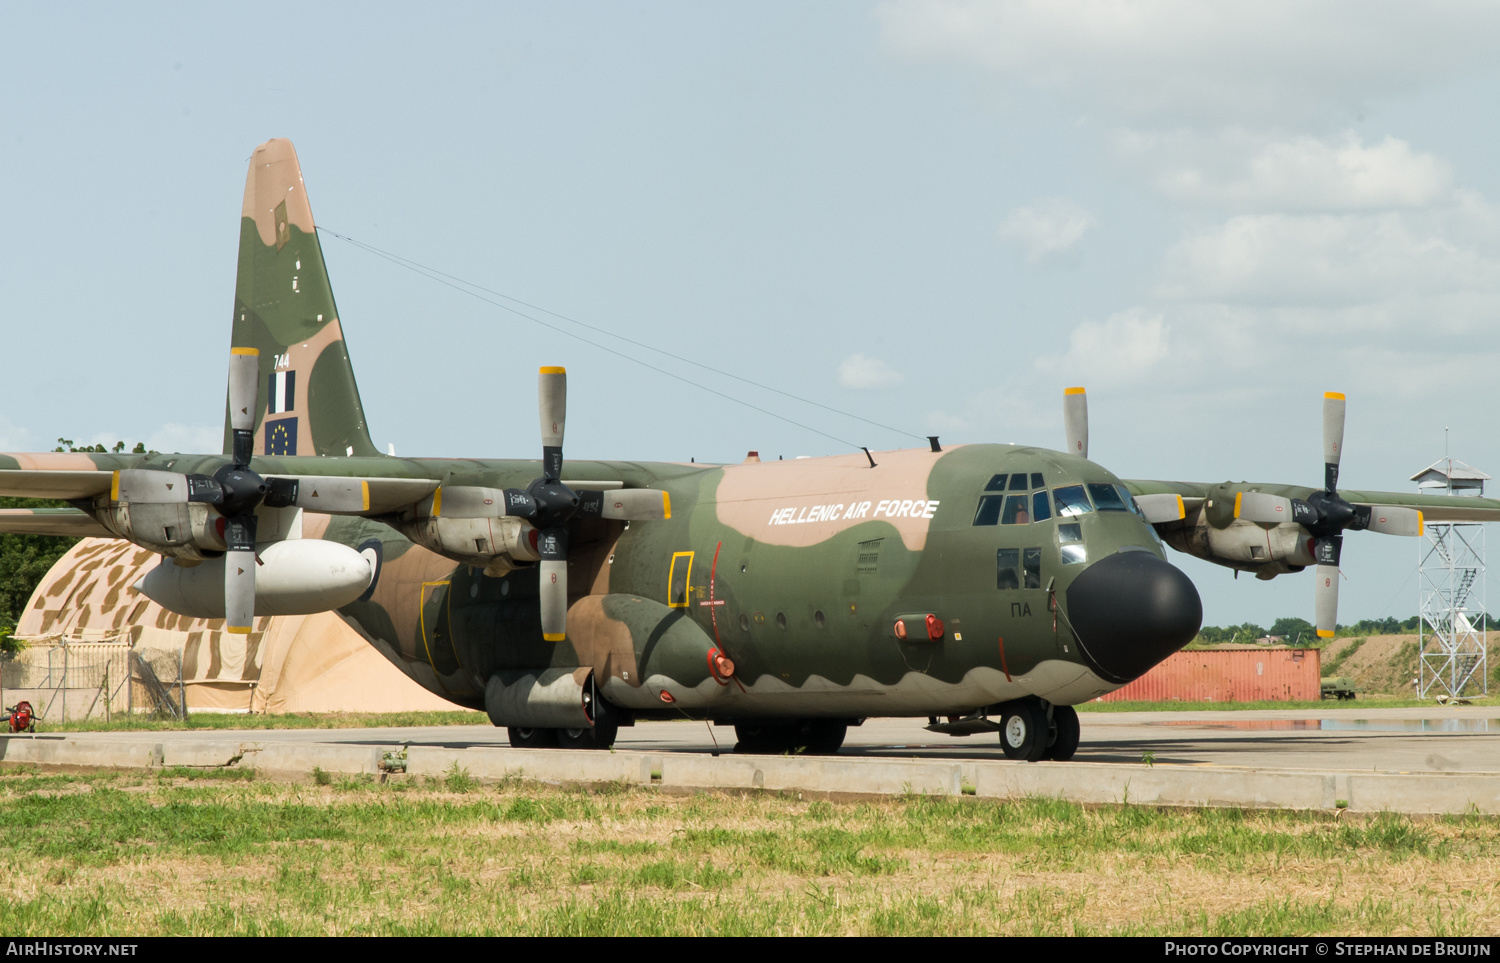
[1327,633,1499,696]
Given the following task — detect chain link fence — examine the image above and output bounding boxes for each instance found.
[0,637,190,722]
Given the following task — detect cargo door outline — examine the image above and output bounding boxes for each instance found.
[668,551,694,608]
[419,579,462,676]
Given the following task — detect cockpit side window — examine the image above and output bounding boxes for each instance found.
[1001,494,1030,525]
[1023,547,1042,588]
[1008,473,1030,491]
[1030,472,1044,489]
[984,474,1008,492]
[1052,485,1093,517]
[1087,483,1129,512]
[1115,484,1146,519]
[997,548,1020,589]
[973,495,1004,526]
[1031,490,1052,522]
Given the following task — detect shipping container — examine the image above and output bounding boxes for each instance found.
[1098,648,1322,703]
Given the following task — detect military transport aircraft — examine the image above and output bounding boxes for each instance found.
[5,139,1499,761]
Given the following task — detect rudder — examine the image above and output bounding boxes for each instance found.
[224,138,379,459]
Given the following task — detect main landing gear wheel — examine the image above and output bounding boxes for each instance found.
[507,726,559,749]
[735,721,848,755]
[801,720,847,755]
[1044,705,1080,762]
[558,697,620,750]
[734,723,796,754]
[999,701,1048,762]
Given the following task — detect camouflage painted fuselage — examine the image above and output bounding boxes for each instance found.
[114,443,1180,719]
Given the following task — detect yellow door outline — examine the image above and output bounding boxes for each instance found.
[668,552,693,608]
[419,580,451,672]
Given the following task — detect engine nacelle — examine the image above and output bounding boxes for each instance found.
[391,487,541,575]
[136,539,373,618]
[1161,513,1316,580]
[95,501,226,560]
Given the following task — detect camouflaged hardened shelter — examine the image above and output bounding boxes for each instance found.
[15,536,460,713]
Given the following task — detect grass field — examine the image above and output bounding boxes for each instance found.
[0,766,1496,936]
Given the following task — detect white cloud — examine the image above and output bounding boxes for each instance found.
[1158,209,1500,305]
[1156,133,1453,211]
[0,419,33,452]
[997,197,1096,263]
[143,423,222,455]
[1034,308,1172,387]
[877,0,1500,124]
[838,353,905,389]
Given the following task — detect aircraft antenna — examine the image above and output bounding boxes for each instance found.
[318,227,928,450]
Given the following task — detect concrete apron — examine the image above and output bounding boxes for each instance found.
[1,735,1498,815]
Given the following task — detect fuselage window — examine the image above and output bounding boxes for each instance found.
[1058,522,1086,565]
[1053,485,1094,517]
[1023,547,1042,588]
[984,474,1008,492]
[1031,490,1052,522]
[1008,473,1030,492]
[973,495,1004,526]
[997,548,1020,589]
[1001,494,1030,524]
[1087,483,1130,512]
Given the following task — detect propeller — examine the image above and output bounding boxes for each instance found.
[498,367,671,642]
[111,349,271,633]
[1231,392,1424,637]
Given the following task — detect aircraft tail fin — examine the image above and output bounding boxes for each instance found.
[224,139,379,459]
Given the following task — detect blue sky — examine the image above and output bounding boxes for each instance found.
[6,1,1500,628]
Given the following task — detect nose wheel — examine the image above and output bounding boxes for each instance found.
[998,699,1079,762]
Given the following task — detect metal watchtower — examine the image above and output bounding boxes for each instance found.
[1412,458,1489,698]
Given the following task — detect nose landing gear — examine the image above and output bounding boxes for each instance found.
[998,698,1079,762]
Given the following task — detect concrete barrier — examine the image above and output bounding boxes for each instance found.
[406,746,655,785]
[161,741,250,768]
[974,761,1338,810]
[0,737,159,769]
[1348,773,1500,814]
[239,742,382,775]
[662,753,964,796]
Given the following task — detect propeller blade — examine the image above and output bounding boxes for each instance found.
[1357,505,1424,537]
[1133,492,1184,524]
[261,476,370,513]
[228,348,261,467]
[539,366,566,481]
[578,488,672,521]
[424,486,506,518]
[1322,391,1345,492]
[500,488,539,519]
[223,514,258,634]
[113,469,222,505]
[537,527,567,641]
[1063,387,1088,458]
[1233,491,1291,523]
[1312,535,1341,638]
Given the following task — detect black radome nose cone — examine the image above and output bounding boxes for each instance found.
[1064,551,1202,684]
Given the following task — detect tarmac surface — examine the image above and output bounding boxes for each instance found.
[36,705,1500,772]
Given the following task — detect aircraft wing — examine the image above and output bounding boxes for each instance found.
[0,507,113,537]
[0,469,114,500]
[1123,479,1500,523]
[0,468,436,517]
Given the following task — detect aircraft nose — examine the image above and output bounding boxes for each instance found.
[1064,550,1202,684]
